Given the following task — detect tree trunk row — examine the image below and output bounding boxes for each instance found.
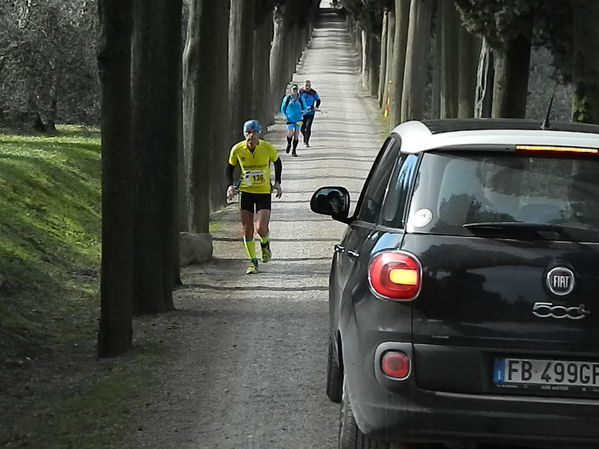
[98,0,320,357]
[351,0,599,127]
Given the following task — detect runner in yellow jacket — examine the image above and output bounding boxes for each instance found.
[226,120,283,274]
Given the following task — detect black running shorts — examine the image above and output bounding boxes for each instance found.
[240,191,271,213]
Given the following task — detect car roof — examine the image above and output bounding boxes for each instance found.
[391,119,599,154]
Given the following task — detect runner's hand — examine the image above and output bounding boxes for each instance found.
[272,182,283,199]
[226,185,237,201]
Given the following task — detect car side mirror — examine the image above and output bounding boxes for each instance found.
[310,186,351,223]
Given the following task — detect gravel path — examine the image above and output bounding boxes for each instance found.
[130,9,386,449]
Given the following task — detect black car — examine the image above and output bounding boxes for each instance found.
[311,119,599,449]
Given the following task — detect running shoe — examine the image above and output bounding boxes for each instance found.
[246,260,258,274]
[261,241,272,263]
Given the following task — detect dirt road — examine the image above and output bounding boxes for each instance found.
[130,9,386,449]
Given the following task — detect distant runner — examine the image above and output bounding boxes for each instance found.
[300,80,321,147]
[226,120,283,274]
[280,84,305,157]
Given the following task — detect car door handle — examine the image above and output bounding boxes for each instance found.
[334,244,345,253]
[346,250,359,259]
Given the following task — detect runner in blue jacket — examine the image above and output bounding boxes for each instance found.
[280,84,305,157]
[300,80,321,147]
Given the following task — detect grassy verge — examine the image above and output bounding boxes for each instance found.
[0,126,159,448]
[0,125,101,357]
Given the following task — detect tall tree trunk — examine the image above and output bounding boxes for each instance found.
[474,37,493,118]
[401,0,433,122]
[457,27,479,118]
[131,0,181,314]
[97,0,134,357]
[229,0,256,132]
[189,0,231,226]
[285,21,299,84]
[169,6,183,289]
[46,75,58,136]
[571,0,599,124]
[253,12,274,127]
[440,0,458,118]
[382,10,395,121]
[178,87,187,234]
[182,0,202,233]
[183,0,211,235]
[367,33,381,97]
[209,1,230,208]
[352,18,361,52]
[282,22,294,88]
[389,0,410,128]
[286,21,299,80]
[491,29,531,118]
[431,7,441,119]
[361,29,368,89]
[270,8,288,112]
[192,1,210,234]
[378,10,389,107]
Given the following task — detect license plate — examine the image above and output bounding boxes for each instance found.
[494,358,599,390]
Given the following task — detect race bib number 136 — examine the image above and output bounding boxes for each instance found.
[245,170,265,185]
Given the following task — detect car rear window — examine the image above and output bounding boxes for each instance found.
[406,151,599,242]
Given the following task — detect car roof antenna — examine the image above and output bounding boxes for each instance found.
[541,82,558,130]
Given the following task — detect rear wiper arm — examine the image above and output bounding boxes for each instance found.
[463,222,571,238]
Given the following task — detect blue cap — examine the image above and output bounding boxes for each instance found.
[243,119,262,134]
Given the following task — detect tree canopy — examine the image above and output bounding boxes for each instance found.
[456,0,573,81]
[0,0,99,129]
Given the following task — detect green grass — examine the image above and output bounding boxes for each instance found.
[0,126,159,448]
[0,125,224,448]
[0,125,101,357]
[30,358,155,449]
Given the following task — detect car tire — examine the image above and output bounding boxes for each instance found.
[327,338,343,403]
[339,378,389,449]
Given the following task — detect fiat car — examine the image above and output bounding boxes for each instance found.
[311,119,599,449]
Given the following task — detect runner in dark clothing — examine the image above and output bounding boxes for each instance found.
[299,80,321,148]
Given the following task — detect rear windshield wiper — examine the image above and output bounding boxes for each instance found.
[463,221,573,239]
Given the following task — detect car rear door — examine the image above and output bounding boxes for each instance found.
[331,137,400,330]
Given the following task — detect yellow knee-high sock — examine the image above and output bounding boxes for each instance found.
[260,233,270,245]
[243,237,257,261]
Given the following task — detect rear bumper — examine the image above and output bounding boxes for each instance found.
[346,341,599,447]
[357,387,599,447]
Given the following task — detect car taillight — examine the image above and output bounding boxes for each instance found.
[368,251,421,301]
[381,351,410,379]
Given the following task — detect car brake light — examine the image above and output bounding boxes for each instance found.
[515,145,599,155]
[368,251,421,301]
[381,351,410,379]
